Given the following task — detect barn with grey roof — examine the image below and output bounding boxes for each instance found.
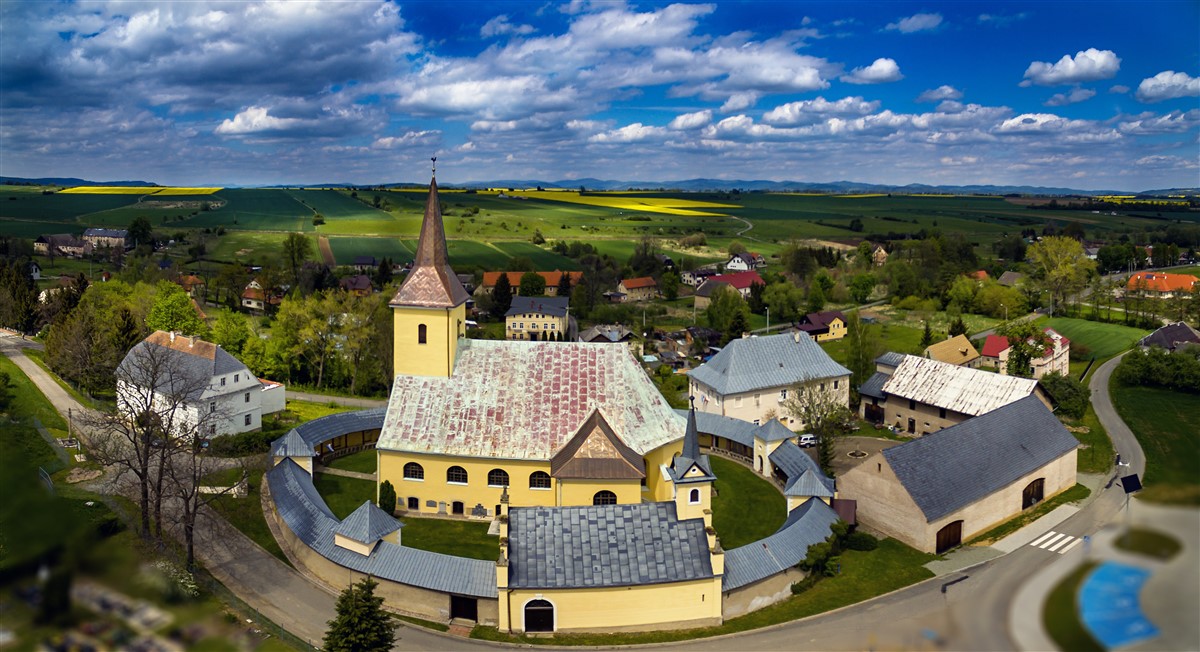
[838,395,1078,553]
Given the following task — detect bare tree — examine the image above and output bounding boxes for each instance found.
[783,382,855,477]
[86,333,219,539]
[165,435,245,571]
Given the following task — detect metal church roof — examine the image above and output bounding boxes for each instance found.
[507,502,712,590]
[722,498,840,590]
[768,441,835,498]
[270,429,314,458]
[389,176,470,309]
[676,409,759,448]
[266,459,497,598]
[688,333,850,396]
[333,500,403,545]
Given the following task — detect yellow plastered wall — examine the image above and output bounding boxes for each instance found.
[643,442,683,502]
[380,451,556,515]
[503,577,723,633]
[558,479,641,507]
[673,472,712,522]
[333,534,374,556]
[392,303,466,378]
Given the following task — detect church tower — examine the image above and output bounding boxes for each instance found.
[389,167,470,377]
[670,405,717,522]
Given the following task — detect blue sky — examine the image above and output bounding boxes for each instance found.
[1,1,1197,190]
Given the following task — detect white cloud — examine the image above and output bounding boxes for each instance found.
[372,130,441,149]
[1045,87,1096,107]
[1109,84,1130,94]
[588,122,669,143]
[763,96,880,125]
[841,58,902,84]
[669,110,713,130]
[940,156,978,165]
[977,13,1028,27]
[1135,71,1200,103]
[1118,110,1200,135]
[885,13,943,33]
[481,15,535,37]
[215,106,303,135]
[917,85,963,103]
[1135,155,1199,169]
[1020,48,1120,86]
[721,92,759,112]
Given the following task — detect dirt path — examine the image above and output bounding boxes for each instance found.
[317,235,335,267]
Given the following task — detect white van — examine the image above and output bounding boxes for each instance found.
[798,434,817,448]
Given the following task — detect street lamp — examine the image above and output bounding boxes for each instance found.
[766,307,770,330]
[1000,302,1007,322]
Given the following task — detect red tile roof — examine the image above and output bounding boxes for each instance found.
[709,270,764,290]
[980,334,1009,358]
[482,270,583,288]
[1126,271,1198,293]
[620,276,657,290]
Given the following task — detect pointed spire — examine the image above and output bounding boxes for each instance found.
[683,404,701,462]
[389,174,470,308]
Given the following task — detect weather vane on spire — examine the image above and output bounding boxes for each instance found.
[431,156,437,176]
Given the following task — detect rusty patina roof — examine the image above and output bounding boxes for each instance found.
[389,177,470,309]
[550,409,645,480]
[378,339,684,459]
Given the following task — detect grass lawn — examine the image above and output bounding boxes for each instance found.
[1110,385,1200,505]
[1067,404,1114,475]
[208,468,291,566]
[710,456,785,549]
[1043,562,1103,652]
[967,484,1091,546]
[399,517,497,561]
[820,322,925,366]
[313,473,376,519]
[471,537,935,645]
[1112,527,1182,560]
[1037,316,1149,360]
[325,449,377,474]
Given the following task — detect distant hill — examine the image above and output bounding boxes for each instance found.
[5,175,1196,197]
[0,176,157,187]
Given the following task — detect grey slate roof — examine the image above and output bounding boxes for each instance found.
[267,459,497,598]
[333,500,403,545]
[83,227,128,239]
[270,430,314,458]
[875,351,905,368]
[859,371,890,400]
[507,502,712,589]
[1139,322,1200,351]
[723,498,840,590]
[882,395,1079,523]
[506,295,569,318]
[752,419,795,443]
[769,441,835,498]
[675,409,758,448]
[284,407,387,452]
[669,409,716,484]
[688,333,850,396]
[117,331,251,400]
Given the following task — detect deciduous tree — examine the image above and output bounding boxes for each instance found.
[147,281,206,336]
[997,320,1050,378]
[1026,236,1096,315]
[519,271,546,296]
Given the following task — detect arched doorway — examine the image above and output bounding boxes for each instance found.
[524,599,554,633]
[1022,478,1045,509]
[451,501,465,515]
[936,520,963,554]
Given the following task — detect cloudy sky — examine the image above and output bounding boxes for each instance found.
[2,1,1198,190]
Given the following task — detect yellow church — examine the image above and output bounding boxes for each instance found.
[265,172,843,634]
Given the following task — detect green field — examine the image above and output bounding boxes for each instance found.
[1037,317,1150,360]
[492,241,581,270]
[710,456,786,549]
[327,236,414,266]
[313,472,376,519]
[399,518,497,561]
[1110,385,1200,504]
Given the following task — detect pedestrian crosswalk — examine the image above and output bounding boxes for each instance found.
[1029,530,1084,554]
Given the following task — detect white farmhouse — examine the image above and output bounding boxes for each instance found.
[117,330,285,438]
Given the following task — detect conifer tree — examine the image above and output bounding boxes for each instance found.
[323,577,396,652]
[493,273,513,316]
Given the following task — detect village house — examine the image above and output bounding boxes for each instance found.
[1125,271,1199,299]
[979,327,1070,378]
[997,271,1025,287]
[839,395,1078,553]
[617,276,658,301]
[577,324,634,344]
[241,279,282,313]
[351,255,378,273]
[177,274,206,298]
[689,332,850,472]
[693,271,765,309]
[82,227,129,250]
[117,330,286,438]
[858,353,1048,434]
[794,311,846,342]
[681,268,717,287]
[1138,322,1200,353]
[923,334,981,368]
[479,270,583,297]
[505,295,571,341]
[34,233,91,258]
[872,245,889,267]
[339,274,374,297]
[724,252,765,272]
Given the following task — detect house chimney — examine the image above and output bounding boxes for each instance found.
[169,331,176,343]
[793,331,801,343]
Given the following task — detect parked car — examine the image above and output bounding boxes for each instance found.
[798,434,817,448]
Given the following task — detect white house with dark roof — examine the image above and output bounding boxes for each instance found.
[838,395,1078,553]
[688,332,850,472]
[117,330,284,438]
[1139,322,1200,352]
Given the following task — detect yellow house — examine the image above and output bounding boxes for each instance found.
[795,310,846,342]
[505,295,570,341]
[379,174,687,517]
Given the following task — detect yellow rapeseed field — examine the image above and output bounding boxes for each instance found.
[501,190,739,216]
[60,186,222,195]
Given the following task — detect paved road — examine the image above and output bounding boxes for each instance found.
[287,389,387,409]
